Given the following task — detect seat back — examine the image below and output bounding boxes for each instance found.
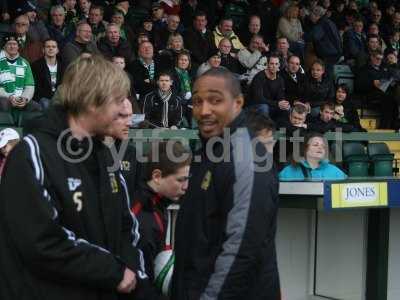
[0,112,16,126]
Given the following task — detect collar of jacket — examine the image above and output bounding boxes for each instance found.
[136,181,170,212]
[300,159,330,170]
[214,26,237,40]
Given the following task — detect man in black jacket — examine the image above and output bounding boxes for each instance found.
[308,102,354,133]
[98,23,133,63]
[0,55,150,300]
[31,38,63,108]
[280,55,306,104]
[171,68,280,300]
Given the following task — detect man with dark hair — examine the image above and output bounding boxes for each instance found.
[142,72,183,128]
[308,102,353,133]
[88,5,107,41]
[153,14,181,51]
[183,10,217,69]
[281,55,306,104]
[343,17,367,64]
[213,17,244,52]
[98,23,133,63]
[171,67,281,300]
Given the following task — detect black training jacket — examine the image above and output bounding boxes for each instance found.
[0,106,149,300]
[171,111,281,300]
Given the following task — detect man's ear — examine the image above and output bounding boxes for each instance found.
[151,169,163,184]
[234,94,244,110]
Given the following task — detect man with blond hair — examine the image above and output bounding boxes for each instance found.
[0,55,150,300]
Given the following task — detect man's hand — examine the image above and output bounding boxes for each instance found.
[259,42,269,53]
[278,100,290,110]
[117,268,137,294]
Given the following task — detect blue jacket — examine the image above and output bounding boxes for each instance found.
[279,160,347,180]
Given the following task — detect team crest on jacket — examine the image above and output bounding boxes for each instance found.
[68,177,82,191]
[201,171,212,190]
[109,173,119,193]
[121,160,131,171]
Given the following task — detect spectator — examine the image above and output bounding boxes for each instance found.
[0,33,39,112]
[31,39,63,109]
[13,14,43,63]
[382,11,400,41]
[98,23,133,63]
[279,132,347,180]
[61,21,99,68]
[387,31,400,53]
[196,50,223,77]
[343,17,367,64]
[158,32,186,72]
[281,55,306,104]
[246,109,277,154]
[237,34,268,85]
[238,15,262,47]
[213,17,244,53]
[78,0,91,20]
[127,41,159,99]
[303,59,335,116]
[308,102,354,133]
[333,84,365,132]
[151,2,166,32]
[136,17,154,44]
[183,10,216,69]
[63,0,80,29]
[366,24,387,51]
[110,9,135,45]
[154,14,181,51]
[306,5,342,71]
[276,5,304,58]
[131,141,190,284]
[21,1,50,43]
[368,8,383,30]
[46,5,74,49]
[356,50,399,129]
[355,33,383,70]
[330,0,347,32]
[88,5,107,41]
[248,54,288,120]
[218,38,244,75]
[142,72,183,128]
[0,128,20,178]
[275,37,294,71]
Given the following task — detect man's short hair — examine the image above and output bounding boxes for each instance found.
[291,104,307,115]
[370,49,383,57]
[320,102,335,111]
[143,141,192,181]
[268,53,280,63]
[43,38,58,47]
[219,16,233,25]
[246,109,276,134]
[194,10,207,19]
[200,67,242,98]
[90,5,104,14]
[57,55,130,116]
[312,59,325,69]
[157,71,173,80]
[50,5,65,15]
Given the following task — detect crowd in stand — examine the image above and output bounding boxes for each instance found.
[0,0,399,133]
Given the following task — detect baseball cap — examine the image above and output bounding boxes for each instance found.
[0,128,20,149]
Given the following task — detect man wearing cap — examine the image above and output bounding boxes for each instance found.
[0,128,20,178]
[0,32,40,112]
[19,0,50,43]
[151,2,166,32]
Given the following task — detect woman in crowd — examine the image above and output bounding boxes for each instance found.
[279,132,347,180]
[158,32,186,72]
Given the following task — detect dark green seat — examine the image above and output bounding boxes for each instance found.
[368,143,394,176]
[17,111,43,128]
[342,142,369,177]
[0,112,16,126]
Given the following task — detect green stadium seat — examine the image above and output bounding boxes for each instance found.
[0,112,16,126]
[368,143,395,177]
[342,142,369,177]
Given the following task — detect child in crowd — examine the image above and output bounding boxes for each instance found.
[0,128,20,178]
[131,141,191,296]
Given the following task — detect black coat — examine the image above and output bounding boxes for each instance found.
[183,28,217,66]
[303,74,335,107]
[280,69,306,104]
[31,57,64,101]
[127,59,159,99]
[0,106,150,300]
[171,111,280,300]
[97,37,134,63]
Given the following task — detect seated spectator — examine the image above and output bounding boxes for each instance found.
[281,55,306,104]
[127,41,159,99]
[63,0,80,29]
[131,141,190,285]
[154,14,181,51]
[308,102,354,133]
[196,50,224,78]
[61,21,99,68]
[330,0,346,32]
[333,84,365,132]
[0,128,20,178]
[355,33,383,70]
[158,32,186,72]
[343,17,367,65]
[151,2,167,32]
[78,0,91,20]
[21,1,50,43]
[46,5,74,49]
[110,9,135,45]
[218,38,244,75]
[183,10,216,69]
[98,23,133,63]
[356,50,399,129]
[367,23,387,51]
[279,103,309,133]
[13,14,43,63]
[387,31,400,53]
[306,5,342,71]
[142,72,184,128]
[213,17,244,53]
[136,17,155,44]
[279,132,347,180]
[382,11,400,42]
[88,5,107,41]
[248,54,289,120]
[246,109,277,155]
[303,59,335,116]
[31,39,63,109]
[238,15,262,47]
[275,37,294,71]
[368,8,383,31]
[111,56,139,111]
[237,34,268,85]
[0,33,39,112]
[276,5,304,59]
